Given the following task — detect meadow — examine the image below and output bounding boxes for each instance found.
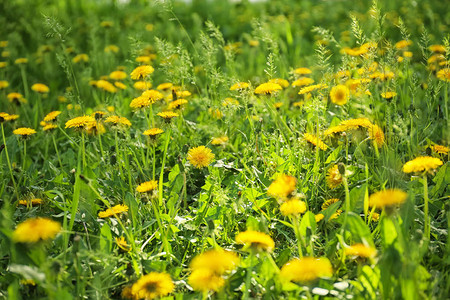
[0,0,449,299]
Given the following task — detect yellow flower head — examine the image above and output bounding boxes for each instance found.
[436,68,450,82]
[115,236,131,252]
[130,96,151,109]
[304,133,328,150]
[104,45,119,53]
[381,91,397,99]
[254,82,282,95]
[18,198,43,206]
[344,243,377,258]
[211,136,229,145]
[188,269,225,292]
[136,180,158,193]
[294,67,312,75]
[326,165,343,189]
[430,144,449,155]
[156,82,173,90]
[143,128,164,137]
[298,83,328,95]
[268,78,289,88]
[130,65,154,80]
[230,82,250,91]
[104,116,132,127]
[280,199,307,216]
[235,230,275,252]
[395,39,412,49]
[190,249,240,274]
[321,198,340,210]
[141,89,164,103]
[43,111,61,122]
[292,77,314,87]
[7,92,26,104]
[98,204,129,218]
[330,85,350,105]
[315,214,325,222]
[267,174,297,199]
[65,116,96,129]
[369,189,407,208]
[109,70,127,80]
[13,217,61,243]
[429,44,446,53]
[72,54,89,63]
[31,83,50,93]
[280,257,333,282]
[0,80,9,89]
[114,82,126,90]
[131,272,174,300]
[187,146,215,168]
[168,99,188,110]
[13,127,36,136]
[15,58,28,64]
[402,156,443,173]
[43,124,58,131]
[157,111,179,121]
[134,81,153,90]
[0,112,19,121]
[368,124,385,148]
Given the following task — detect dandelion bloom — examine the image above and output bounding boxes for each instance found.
[254,82,282,94]
[13,217,61,243]
[280,199,307,216]
[330,84,350,105]
[304,133,328,150]
[326,165,343,189]
[381,91,397,99]
[31,83,49,93]
[429,44,446,53]
[294,67,312,75]
[292,77,314,87]
[130,65,154,80]
[315,214,325,222]
[267,174,297,199]
[43,124,58,131]
[436,68,450,82]
[114,82,127,90]
[134,81,153,90]
[0,80,9,89]
[321,198,340,210]
[104,45,119,53]
[402,156,443,173]
[280,257,333,282]
[268,78,289,88]
[15,58,28,64]
[230,82,250,91]
[156,82,173,90]
[7,92,26,104]
[131,272,174,300]
[430,144,449,155]
[187,146,215,168]
[143,128,164,137]
[109,70,127,80]
[190,249,240,274]
[368,124,385,148]
[344,244,377,258]
[0,112,19,121]
[167,90,191,100]
[188,269,225,292]
[141,89,164,103]
[235,230,275,252]
[13,127,36,137]
[43,111,61,122]
[136,180,158,193]
[130,96,151,109]
[105,116,132,127]
[65,116,96,129]
[369,189,407,208]
[18,198,43,206]
[298,83,328,95]
[115,237,131,252]
[157,111,179,121]
[98,204,129,218]
[395,40,412,49]
[0,61,7,68]
[211,136,228,145]
[72,54,89,63]
[96,80,117,93]
[168,99,188,110]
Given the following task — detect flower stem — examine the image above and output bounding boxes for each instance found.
[1,123,19,201]
[243,254,254,300]
[52,133,63,169]
[423,174,430,242]
[22,139,27,172]
[292,216,304,258]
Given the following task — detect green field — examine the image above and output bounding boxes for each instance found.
[0,0,449,299]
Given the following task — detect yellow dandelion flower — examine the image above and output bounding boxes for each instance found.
[402,156,443,173]
[273,102,283,109]
[0,112,19,121]
[211,136,229,145]
[98,204,129,218]
[130,96,151,109]
[330,84,350,105]
[130,65,154,80]
[368,124,385,148]
[43,111,61,122]
[267,174,297,199]
[190,249,239,274]
[395,40,412,49]
[115,236,131,252]
[429,44,446,53]
[369,189,407,208]
[315,214,325,222]
[280,199,307,216]
[344,243,377,258]
[167,90,191,100]
[403,51,413,58]
[249,40,259,47]
[298,83,328,95]
[43,124,58,131]
[96,80,117,93]
[104,45,119,53]
[0,61,7,68]
[294,67,312,75]
[145,24,154,31]
[280,257,333,282]
[13,217,61,243]
[136,56,152,64]
[430,144,449,155]
[235,230,275,252]
[436,68,450,82]
[136,180,158,193]
[326,165,343,189]
[65,116,96,129]
[187,146,215,168]
[18,198,43,206]
[230,82,250,91]
[369,71,395,81]
[72,54,89,63]
[157,111,179,121]
[15,58,28,64]
[7,92,27,104]
[133,81,153,90]
[13,127,36,136]
[114,82,127,90]
[131,272,174,300]
[222,97,239,107]
[0,41,8,47]
[268,78,289,88]
[109,70,127,80]
[371,212,380,222]
[156,82,173,90]
[0,80,9,89]
[321,198,340,210]
[143,128,164,137]
[292,77,314,87]
[329,209,342,221]
[254,82,282,94]
[104,116,132,127]
[168,99,188,110]
[304,133,328,150]
[141,89,164,103]
[100,21,114,28]
[340,118,373,130]
[381,91,397,99]
[188,269,225,293]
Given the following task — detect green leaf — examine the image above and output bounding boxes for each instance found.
[342,212,374,246]
[299,211,317,237]
[99,222,112,253]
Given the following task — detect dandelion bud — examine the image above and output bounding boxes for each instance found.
[338,163,346,175]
